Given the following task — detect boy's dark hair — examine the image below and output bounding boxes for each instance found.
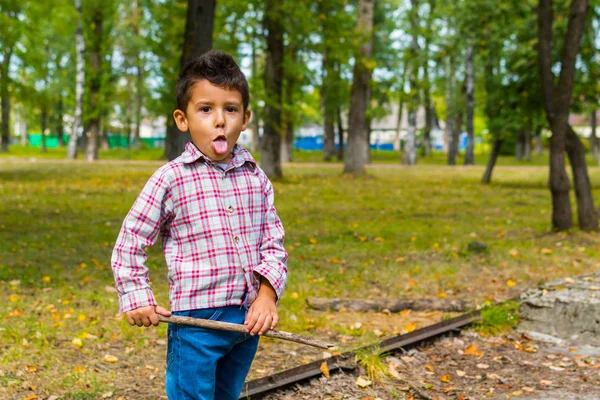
[176,50,249,113]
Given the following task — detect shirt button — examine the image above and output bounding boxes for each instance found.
[228,206,234,213]
[234,236,240,244]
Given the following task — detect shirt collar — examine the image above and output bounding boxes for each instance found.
[179,141,257,170]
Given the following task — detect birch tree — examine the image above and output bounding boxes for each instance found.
[68,0,84,159]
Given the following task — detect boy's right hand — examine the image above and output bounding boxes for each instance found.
[126,305,171,327]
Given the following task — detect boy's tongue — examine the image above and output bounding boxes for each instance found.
[212,137,228,155]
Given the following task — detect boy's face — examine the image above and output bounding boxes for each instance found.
[173,79,251,163]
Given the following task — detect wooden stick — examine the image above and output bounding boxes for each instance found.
[158,314,336,350]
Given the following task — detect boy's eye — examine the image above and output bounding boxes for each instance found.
[200,106,211,112]
[226,107,238,113]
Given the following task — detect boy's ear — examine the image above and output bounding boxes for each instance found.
[241,109,252,131]
[173,109,189,132]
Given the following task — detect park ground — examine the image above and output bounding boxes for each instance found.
[1,149,600,399]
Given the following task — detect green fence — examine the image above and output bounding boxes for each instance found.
[27,134,164,149]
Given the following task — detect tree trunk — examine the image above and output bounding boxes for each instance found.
[0,48,13,153]
[133,0,143,151]
[403,0,419,166]
[446,56,456,165]
[535,131,543,155]
[566,125,598,230]
[100,113,110,150]
[55,95,65,146]
[343,0,375,174]
[336,106,344,161]
[393,98,404,152]
[86,8,103,162]
[322,57,336,161]
[281,44,296,163]
[538,0,591,231]
[261,0,285,178]
[422,6,433,158]
[464,45,475,165]
[127,77,134,150]
[525,130,532,162]
[590,110,598,164]
[515,131,525,160]
[250,25,260,153]
[482,138,503,184]
[165,0,216,161]
[20,105,28,146]
[41,104,48,153]
[68,0,85,159]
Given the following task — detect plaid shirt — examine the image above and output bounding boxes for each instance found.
[111,142,288,313]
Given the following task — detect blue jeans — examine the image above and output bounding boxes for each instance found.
[166,306,259,400]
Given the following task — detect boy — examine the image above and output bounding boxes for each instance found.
[111,50,288,400]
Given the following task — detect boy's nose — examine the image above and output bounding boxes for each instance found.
[214,110,225,127]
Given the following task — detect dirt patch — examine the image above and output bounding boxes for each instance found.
[261,330,600,400]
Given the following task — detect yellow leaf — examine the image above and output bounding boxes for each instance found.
[309,238,317,244]
[73,365,86,373]
[25,365,37,373]
[319,361,330,379]
[9,294,19,302]
[438,291,447,298]
[399,309,411,317]
[375,237,384,242]
[509,248,519,257]
[42,276,51,283]
[541,248,553,255]
[103,354,118,363]
[425,364,434,371]
[78,314,87,321]
[24,395,38,400]
[506,279,516,287]
[464,344,482,357]
[9,309,24,317]
[72,338,83,348]
[441,374,451,383]
[404,323,416,333]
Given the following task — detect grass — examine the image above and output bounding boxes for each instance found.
[5,142,600,167]
[2,158,600,397]
[473,301,521,336]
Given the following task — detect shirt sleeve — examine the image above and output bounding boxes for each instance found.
[253,177,288,300]
[111,168,174,314]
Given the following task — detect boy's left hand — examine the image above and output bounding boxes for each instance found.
[245,277,278,336]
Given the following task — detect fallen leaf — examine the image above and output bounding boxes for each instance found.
[73,366,86,373]
[476,364,489,369]
[540,380,553,385]
[404,323,416,333]
[443,387,457,393]
[319,362,330,379]
[104,286,118,293]
[103,355,118,363]
[549,366,565,372]
[509,248,519,257]
[441,375,451,383]
[356,376,372,388]
[24,366,37,373]
[24,396,38,400]
[464,344,482,357]
[541,248,553,255]
[438,291,447,298]
[47,396,60,400]
[511,391,523,396]
[399,309,411,317]
[522,387,535,392]
[506,279,516,287]
[426,364,434,372]
[456,370,466,377]
[388,362,402,380]
[102,392,114,399]
[72,338,83,348]
[9,309,24,317]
